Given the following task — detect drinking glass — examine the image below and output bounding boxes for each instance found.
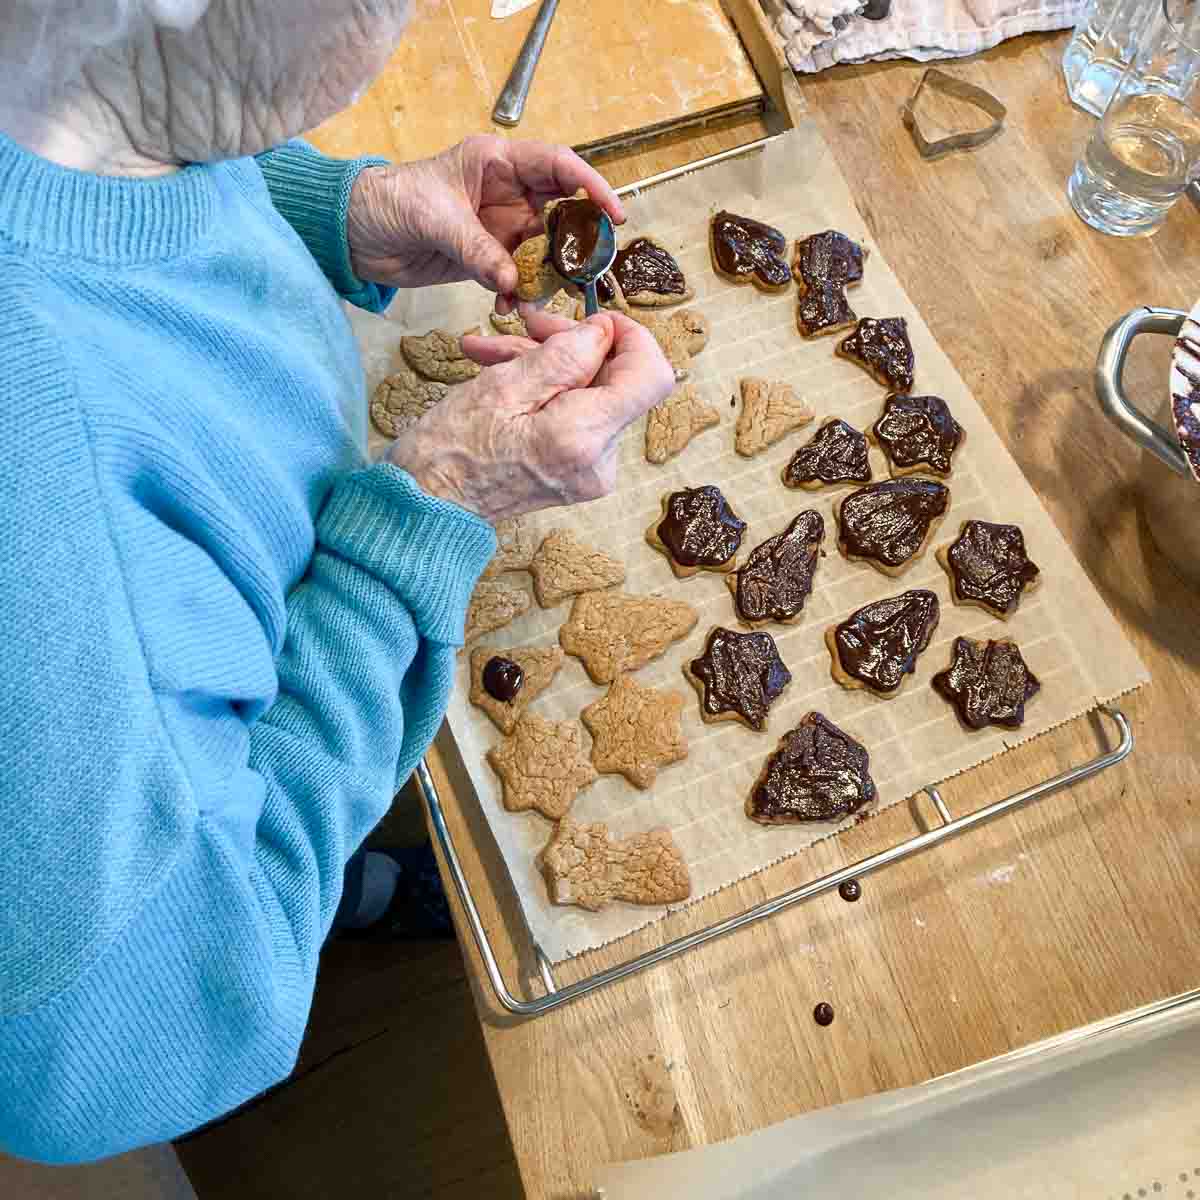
[1068,0,1200,236]
[1063,0,1157,116]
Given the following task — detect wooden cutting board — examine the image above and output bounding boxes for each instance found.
[306,0,765,162]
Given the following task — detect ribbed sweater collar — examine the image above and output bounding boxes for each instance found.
[0,130,217,264]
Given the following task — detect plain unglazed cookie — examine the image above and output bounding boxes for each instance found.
[537,817,692,911]
[369,360,448,439]
[464,578,532,644]
[400,328,481,384]
[487,714,597,820]
[645,383,721,465]
[528,528,625,608]
[630,306,710,381]
[482,516,538,579]
[468,644,565,733]
[734,377,815,457]
[488,288,584,338]
[581,674,688,789]
[559,590,698,684]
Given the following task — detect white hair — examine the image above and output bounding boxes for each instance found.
[1,0,211,96]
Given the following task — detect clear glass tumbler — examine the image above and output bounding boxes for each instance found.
[1063,0,1158,116]
[1068,0,1200,236]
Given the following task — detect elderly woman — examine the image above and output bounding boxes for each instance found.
[0,0,674,1164]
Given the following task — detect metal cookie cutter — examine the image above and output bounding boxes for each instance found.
[902,68,1007,161]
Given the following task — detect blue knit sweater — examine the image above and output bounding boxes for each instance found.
[0,134,496,1163]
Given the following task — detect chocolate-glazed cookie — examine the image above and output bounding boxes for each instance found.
[685,626,792,731]
[710,210,791,292]
[937,519,1041,619]
[792,231,866,338]
[598,236,692,307]
[932,637,1041,730]
[872,393,964,477]
[782,418,873,490]
[647,485,747,578]
[837,478,951,576]
[826,589,940,697]
[547,195,603,278]
[726,511,825,626]
[838,317,915,392]
[746,712,877,824]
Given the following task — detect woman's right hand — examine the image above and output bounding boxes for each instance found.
[387,309,675,523]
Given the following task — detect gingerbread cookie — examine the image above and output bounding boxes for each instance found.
[647,485,747,578]
[630,306,710,381]
[734,377,815,457]
[582,674,688,789]
[482,516,538,579]
[871,393,963,477]
[932,637,1041,730]
[836,478,950,576]
[710,210,791,292]
[513,190,608,302]
[937,519,1041,619]
[792,231,867,338]
[559,591,698,684]
[685,626,792,732]
[468,645,564,733]
[487,714,597,820]
[464,578,532,644]
[645,383,721,465]
[826,589,940,698]
[369,361,448,439]
[837,317,916,393]
[746,712,877,825]
[597,236,693,307]
[538,818,691,911]
[488,289,582,338]
[400,328,481,385]
[782,418,873,490]
[727,511,825,627]
[528,528,625,608]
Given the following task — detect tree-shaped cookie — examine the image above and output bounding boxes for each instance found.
[734,377,815,457]
[528,528,625,608]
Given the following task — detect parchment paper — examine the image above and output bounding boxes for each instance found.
[356,125,1148,964]
[593,991,1200,1198]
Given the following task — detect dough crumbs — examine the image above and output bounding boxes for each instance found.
[735,377,815,457]
[538,818,692,911]
[400,328,481,385]
[369,360,449,439]
[559,591,699,684]
[582,674,688,789]
[645,383,721,465]
[464,578,532,644]
[482,516,538,578]
[487,715,597,821]
[468,644,565,734]
[529,528,626,608]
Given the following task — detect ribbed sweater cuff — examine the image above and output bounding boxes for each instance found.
[256,141,396,313]
[317,464,496,646]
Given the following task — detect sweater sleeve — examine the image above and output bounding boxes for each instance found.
[255,139,396,313]
[0,318,494,1162]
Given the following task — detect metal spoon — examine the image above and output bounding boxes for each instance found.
[561,209,616,317]
[493,0,561,127]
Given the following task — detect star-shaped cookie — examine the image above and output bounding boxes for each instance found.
[487,714,597,820]
[582,674,688,790]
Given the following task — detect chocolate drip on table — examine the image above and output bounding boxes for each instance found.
[813,1002,835,1026]
[657,485,746,568]
[839,478,950,567]
[733,511,825,623]
[834,589,940,693]
[711,210,791,288]
[838,878,862,902]
[690,627,791,730]
[784,419,872,487]
[548,197,603,278]
[482,655,524,702]
[946,520,1039,614]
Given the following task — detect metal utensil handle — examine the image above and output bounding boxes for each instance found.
[1095,305,1192,477]
[583,281,599,317]
[492,0,561,127]
[418,706,1133,1019]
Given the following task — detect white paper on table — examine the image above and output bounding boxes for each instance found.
[593,992,1200,1198]
[491,0,538,18]
[354,125,1148,965]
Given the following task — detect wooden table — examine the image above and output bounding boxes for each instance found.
[332,26,1200,1200]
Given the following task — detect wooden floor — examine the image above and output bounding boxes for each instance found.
[175,785,524,1200]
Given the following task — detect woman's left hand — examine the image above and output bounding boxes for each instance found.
[346,135,624,302]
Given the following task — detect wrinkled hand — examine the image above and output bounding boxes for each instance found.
[387,309,674,522]
[347,134,624,301]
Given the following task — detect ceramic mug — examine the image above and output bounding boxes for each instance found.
[1096,305,1200,587]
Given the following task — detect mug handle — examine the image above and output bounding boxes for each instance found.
[1095,306,1193,478]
